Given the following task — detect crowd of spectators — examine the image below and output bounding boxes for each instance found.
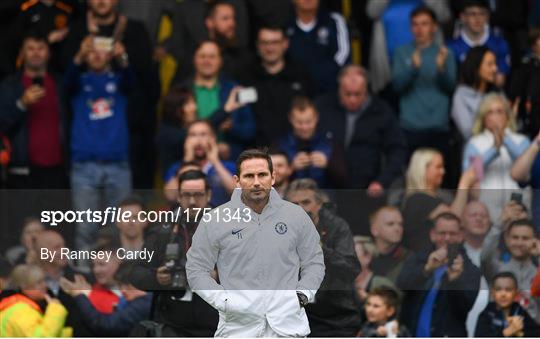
[2,0,540,337]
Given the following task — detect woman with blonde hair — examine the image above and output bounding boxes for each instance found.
[0,264,72,337]
[463,93,530,219]
[401,148,477,252]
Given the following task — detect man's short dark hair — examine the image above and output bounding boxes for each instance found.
[268,148,290,165]
[410,6,438,22]
[432,212,461,229]
[194,39,222,58]
[22,31,49,46]
[258,25,286,38]
[368,287,400,310]
[492,271,518,289]
[186,119,216,136]
[178,170,210,192]
[461,0,489,12]
[236,149,273,176]
[206,0,234,19]
[289,96,317,116]
[118,194,146,211]
[507,219,536,235]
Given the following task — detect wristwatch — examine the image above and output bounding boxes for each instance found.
[297,292,308,308]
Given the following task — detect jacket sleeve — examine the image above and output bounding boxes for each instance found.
[296,208,325,302]
[227,104,256,142]
[375,105,407,188]
[74,294,151,336]
[0,78,26,134]
[185,219,228,312]
[329,12,350,67]
[444,258,481,316]
[436,48,457,94]
[392,46,417,93]
[14,302,68,337]
[397,253,431,290]
[321,215,360,281]
[480,222,504,283]
[474,310,500,337]
[451,90,473,140]
[129,231,166,291]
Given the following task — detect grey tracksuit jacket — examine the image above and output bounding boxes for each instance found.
[186,188,325,337]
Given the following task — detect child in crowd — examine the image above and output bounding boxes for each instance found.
[357,288,410,337]
[475,272,540,337]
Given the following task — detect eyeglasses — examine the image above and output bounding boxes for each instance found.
[179,192,207,200]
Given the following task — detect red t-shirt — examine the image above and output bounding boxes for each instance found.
[22,73,63,167]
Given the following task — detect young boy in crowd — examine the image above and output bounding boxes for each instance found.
[64,35,135,251]
[358,288,410,337]
[475,272,540,337]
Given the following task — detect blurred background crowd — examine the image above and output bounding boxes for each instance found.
[2,0,540,337]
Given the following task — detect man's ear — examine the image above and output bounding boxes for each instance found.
[206,189,212,204]
[233,174,240,187]
[205,17,214,33]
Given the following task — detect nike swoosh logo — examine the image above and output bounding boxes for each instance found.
[231,228,246,235]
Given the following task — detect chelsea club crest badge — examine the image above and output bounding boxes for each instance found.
[275,222,287,235]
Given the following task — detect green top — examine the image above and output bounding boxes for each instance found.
[194,83,220,119]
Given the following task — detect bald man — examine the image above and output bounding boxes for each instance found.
[315,65,406,191]
[369,206,410,284]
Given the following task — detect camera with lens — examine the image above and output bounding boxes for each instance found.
[164,243,187,289]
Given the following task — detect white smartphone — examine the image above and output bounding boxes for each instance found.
[237,87,258,105]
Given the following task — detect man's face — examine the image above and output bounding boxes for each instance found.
[257,29,288,65]
[116,204,146,240]
[92,257,120,286]
[38,232,67,268]
[492,277,518,309]
[430,219,463,249]
[290,107,318,140]
[287,189,322,222]
[270,155,292,186]
[294,0,319,12]
[194,42,222,79]
[371,209,404,246]
[505,225,535,261]
[178,179,210,217]
[207,4,236,40]
[86,50,110,72]
[235,158,275,204]
[339,74,368,112]
[461,6,488,35]
[186,122,214,159]
[463,202,491,238]
[88,0,117,18]
[411,13,436,46]
[21,221,44,250]
[22,39,49,72]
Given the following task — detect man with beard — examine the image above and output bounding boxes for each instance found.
[186,149,325,337]
[203,0,253,84]
[130,170,218,336]
[61,0,159,189]
[286,178,361,337]
[269,149,293,198]
[165,120,236,207]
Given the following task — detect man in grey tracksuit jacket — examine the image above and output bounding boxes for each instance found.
[186,187,325,337]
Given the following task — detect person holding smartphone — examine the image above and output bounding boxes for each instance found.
[0,32,67,189]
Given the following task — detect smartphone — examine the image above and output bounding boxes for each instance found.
[237,87,258,105]
[511,192,523,204]
[447,243,460,264]
[470,156,484,181]
[32,76,44,86]
[93,36,114,52]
